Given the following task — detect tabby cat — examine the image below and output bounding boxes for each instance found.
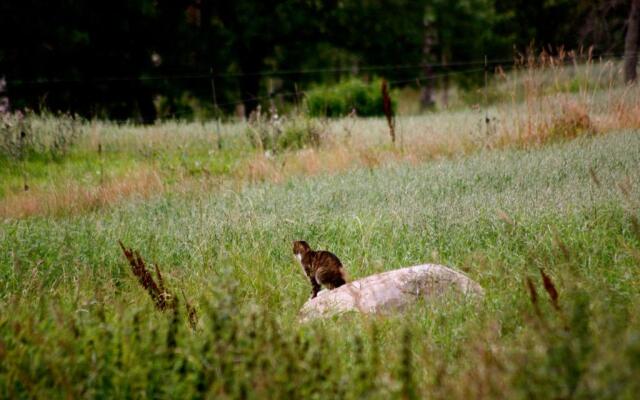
[293,240,347,299]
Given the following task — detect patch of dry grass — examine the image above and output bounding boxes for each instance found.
[235,80,639,184]
[0,168,164,219]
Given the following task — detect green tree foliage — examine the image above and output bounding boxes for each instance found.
[429,0,509,60]
[494,0,630,53]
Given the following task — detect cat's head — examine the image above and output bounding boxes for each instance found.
[292,240,311,257]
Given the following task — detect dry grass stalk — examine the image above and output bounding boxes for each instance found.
[496,209,515,226]
[182,289,198,330]
[119,240,173,311]
[628,214,640,242]
[552,229,571,261]
[154,263,167,299]
[360,150,381,171]
[618,178,632,199]
[241,154,283,183]
[525,277,541,318]
[589,167,601,188]
[539,269,560,311]
[119,241,199,329]
[381,80,395,144]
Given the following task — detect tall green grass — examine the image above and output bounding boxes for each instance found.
[1,130,639,398]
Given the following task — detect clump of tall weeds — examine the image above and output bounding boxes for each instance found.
[245,106,325,152]
[0,110,83,160]
[546,101,596,140]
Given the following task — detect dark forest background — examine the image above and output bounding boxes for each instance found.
[0,0,635,122]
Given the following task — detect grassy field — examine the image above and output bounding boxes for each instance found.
[2,59,639,220]
[1,62,640,398]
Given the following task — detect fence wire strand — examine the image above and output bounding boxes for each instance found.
[2,53,629,122]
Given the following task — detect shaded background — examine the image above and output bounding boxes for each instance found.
[0,0,633,121]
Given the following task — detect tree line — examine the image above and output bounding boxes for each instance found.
[0,0,637,122]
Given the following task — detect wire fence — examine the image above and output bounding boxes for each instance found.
[2,52,630,122]
[6,57,516,86]
[7,52,626,86]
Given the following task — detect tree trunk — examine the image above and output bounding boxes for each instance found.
[240,74,261,118]
[624,0,640,83]
[420,17,436,110]
[441,53,450,108]
[238,49,263,118]
[136,83,157,124]
[0,76,9,114]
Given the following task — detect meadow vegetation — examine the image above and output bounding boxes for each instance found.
[1,58,640,398]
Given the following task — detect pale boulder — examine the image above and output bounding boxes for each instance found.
[299,264,484,322]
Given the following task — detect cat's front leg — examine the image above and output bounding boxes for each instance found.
[309,276,321,299]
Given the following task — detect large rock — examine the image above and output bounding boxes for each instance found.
[299,264,484,322]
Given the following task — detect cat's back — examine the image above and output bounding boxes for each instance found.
[313,250,343,270]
